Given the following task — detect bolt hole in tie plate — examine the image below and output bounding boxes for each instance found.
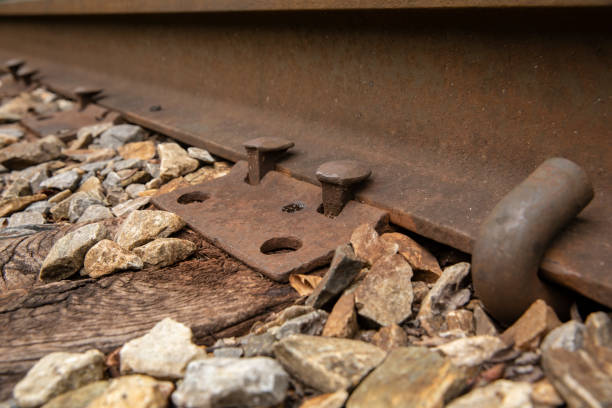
[152,161,388,282]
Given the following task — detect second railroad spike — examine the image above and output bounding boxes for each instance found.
[316,160,371,217]
[5,58,25,81]
[243,137,294,185]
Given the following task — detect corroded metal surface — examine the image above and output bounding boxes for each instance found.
[20,104,115,139]
[0,7,609,306]
[473,158,595,323]
[152,161,388,282]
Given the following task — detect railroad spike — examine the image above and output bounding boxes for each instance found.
[243,137,294,185]
[472,157,594,323]
[16,66,38,86]
[4,58,24,81]
[316,160,371,218]
[74,86,103,111]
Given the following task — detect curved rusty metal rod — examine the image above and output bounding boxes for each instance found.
[472,157,594,323]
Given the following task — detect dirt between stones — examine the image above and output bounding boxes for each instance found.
[0,225,297,400]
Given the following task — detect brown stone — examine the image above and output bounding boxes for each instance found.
[42,381,109,408]
[273,335,386,393]
[0,193,47,217]
[158,142,199,181]
[354,254,413,326]
[436,335,508,367]
[184,161,231,184]
[346,347,474,408]
[473,304,499,336]
[0,135,64,170]
[48,189,72,203]
[86,375,173,408]
[119,170,150,187]
[117,141,156,161]
[446,309,474,334]
[380,232,442,282]
[542,347,612,408]
[155,177,189,195]
[133,238,196,268]
[300,391,348,408]
[371,324,408,351]
[349,224,397,265]
[76,177,106,202]
[115,210,186,250]
[501,299,561,350]
[416,262,471,336]
[83,239,143,278]
[531,379,564,407]
[322,293,358,339]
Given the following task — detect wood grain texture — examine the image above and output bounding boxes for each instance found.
[0,227,297,400]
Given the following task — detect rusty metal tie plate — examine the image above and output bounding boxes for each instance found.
[20,104,114,139]
[151,161,388,282]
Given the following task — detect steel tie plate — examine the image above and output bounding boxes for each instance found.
[152,161,388,282]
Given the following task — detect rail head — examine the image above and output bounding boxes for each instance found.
[0,0,611,15]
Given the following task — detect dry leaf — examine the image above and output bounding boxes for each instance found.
[289,274,323,296]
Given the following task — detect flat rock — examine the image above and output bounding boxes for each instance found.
[68,193,104,223]
[105,186,129,206]
[0,135,63,170]
[39,222,108,281]
[349,223,398,265]
[251,305,314,335]
[371,324,408,351]
[78,205,114,223]
[274,334,386,393]
[76,122,114,142]
[0,126,24,140]
[50,191,96,221]
[187,147,215,164]
[13,349,105,408]
[68,130,93,150]
[117,140,156,160]
[40,169,81,191]
[130,237,195,269]
[380,232,442,282]
[83,239,143,278]
[64,148,117,164]
[113,158,145,171]
[417,262,471,335]
[446,309,475,334]
[80,160,111,173]
[99,124,146,149]
[300,391,348,408]
[41,381,109,408]
[446,379,533,408]
[2,177,31,199]
[115,210,185,250]
[87,375,173,408]
[24,200,52,215]
[473,304,499,336]
[48,189,71,203]
[267,310,329,340]
[436,335,507,367]
[585,311,612,349]
[158,142,199,181]
[126,183,146,198]
[120,317,206,379]
[501,299,561,350]
[354,254,413,326]
[322,292,359,339]
[346,347,474,408]
[542,346,612,408]
[111,196,151,217]
[306,244,365,309]
[0,193,47,218]
[541,320,585,352]
[7,211,45,227]
[172,357,288,408]
[183,161,231,184]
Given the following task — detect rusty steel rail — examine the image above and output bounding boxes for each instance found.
[0,3,610,310]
